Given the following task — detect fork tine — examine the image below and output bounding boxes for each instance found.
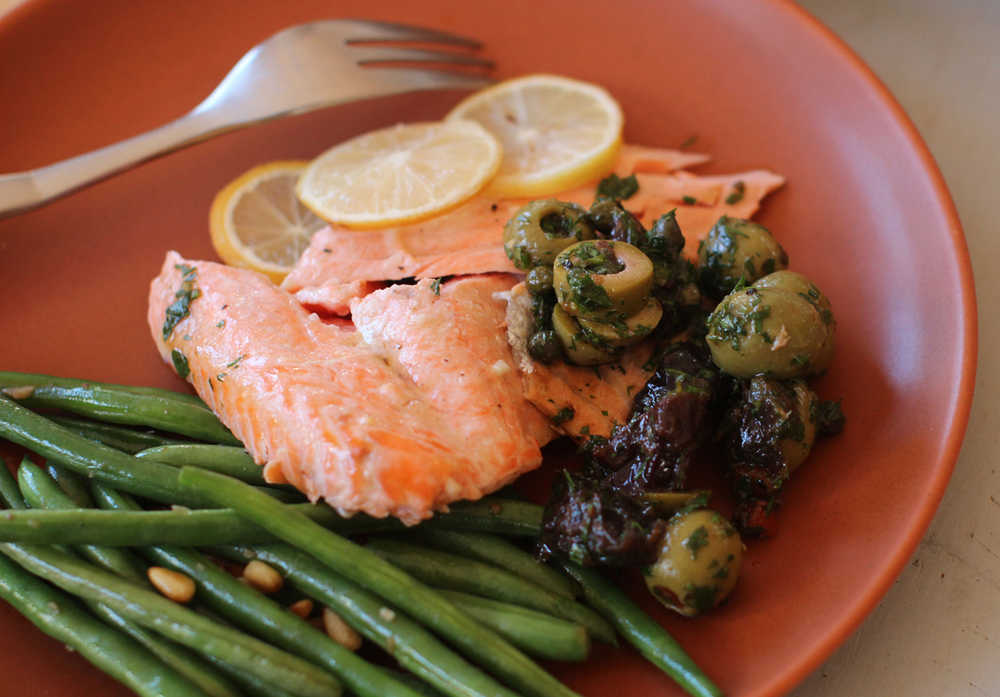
[350,46,494,68]
[334,19,484,48]
[363,66,496,93]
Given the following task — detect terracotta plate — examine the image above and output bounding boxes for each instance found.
[0,0,976,696]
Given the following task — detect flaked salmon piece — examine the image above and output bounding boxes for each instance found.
[283,166,784,314]
[612,143,710,175]
[505,283,655,440]
[148,252,547,523]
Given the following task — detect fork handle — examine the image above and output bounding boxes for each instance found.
[0,108,225,220]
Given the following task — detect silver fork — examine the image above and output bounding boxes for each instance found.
[0,19,493,219]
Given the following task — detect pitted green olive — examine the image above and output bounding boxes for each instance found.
[705,283,833,379]
[503,199,595,270]
[577,297,663,348]
[697,216,789,298]
[643,508,743,617]
[551,304,619,365]
[553,240,654,319]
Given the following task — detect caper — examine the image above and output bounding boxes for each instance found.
[705,281,834,379]
[643,508,743,617]
[648,210,685,259]
[551,304,619,366]
[577,297,663,348]
[697,216,789,298]
[588,197,647,247]
[527,329,562,364]
[503,199,595,270]
[553,240,654,320]
[525,265,555,294]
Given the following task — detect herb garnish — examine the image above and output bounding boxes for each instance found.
[429,278,442,296]
[596,173,639,200]
[682,195,697,205]
[683,526,710,559]
[725,180,746,205]
[162,264,200,340]
[170,349,190,379]
[552,406,575,425]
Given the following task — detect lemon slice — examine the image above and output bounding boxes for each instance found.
[209,161,326,283]
[296,120,501,229]
[446,74,624,198]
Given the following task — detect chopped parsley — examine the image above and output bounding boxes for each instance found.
[596,173,639,200]
[679,134,698,149]
[170,349,190,379]
[226,354,246,369]
[683,525,710,559]
[725,180,746,205]
[429,278,442,296]
[551,406,575,425]
[162,264,200,340]
[682,195,697,205]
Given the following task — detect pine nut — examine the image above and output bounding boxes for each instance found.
[242,560,283,594]
[147,567,196,604]
[289,598,314,618]
[322,607,362,651]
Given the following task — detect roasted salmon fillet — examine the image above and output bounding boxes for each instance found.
[281,145,784,315]
[149,253,548,523]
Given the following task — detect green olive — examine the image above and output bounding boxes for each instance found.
[577,297,663,348]
[743,376,818,471]
[503,199,595,270]
[551,304,619,365]
[643,508,743,617]
[752,271,835,373]
[697,216,789,298]
[525,265,555,294]
[553,240,654,320]
[705,284,833,379]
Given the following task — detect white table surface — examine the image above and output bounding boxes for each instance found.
[1,1,996,695]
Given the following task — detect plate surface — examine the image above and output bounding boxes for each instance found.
[0,1,975,696]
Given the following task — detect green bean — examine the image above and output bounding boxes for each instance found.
[45,462,96,508]
[1,465,231,696]
[215,543,522,697]
[179,467,579,697]
[411,529,577,599]
[90,599,243,697]
[432,498,543,537]
[0,497,544,547]
[0,371,238,444]
[557,561,723,697]
[0,396,211,506]
[18,465,246,697]
[50,414,188,453]
[19,461,146,582]
[0,371,205,404]
[0,551,212,697]
[366,540,616,645]
[205,655,300,697]
[97,484,426,697]
[137,444,266,483]
[436,590,589,662]
[0,457,26,510]
[0,543,343,697]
